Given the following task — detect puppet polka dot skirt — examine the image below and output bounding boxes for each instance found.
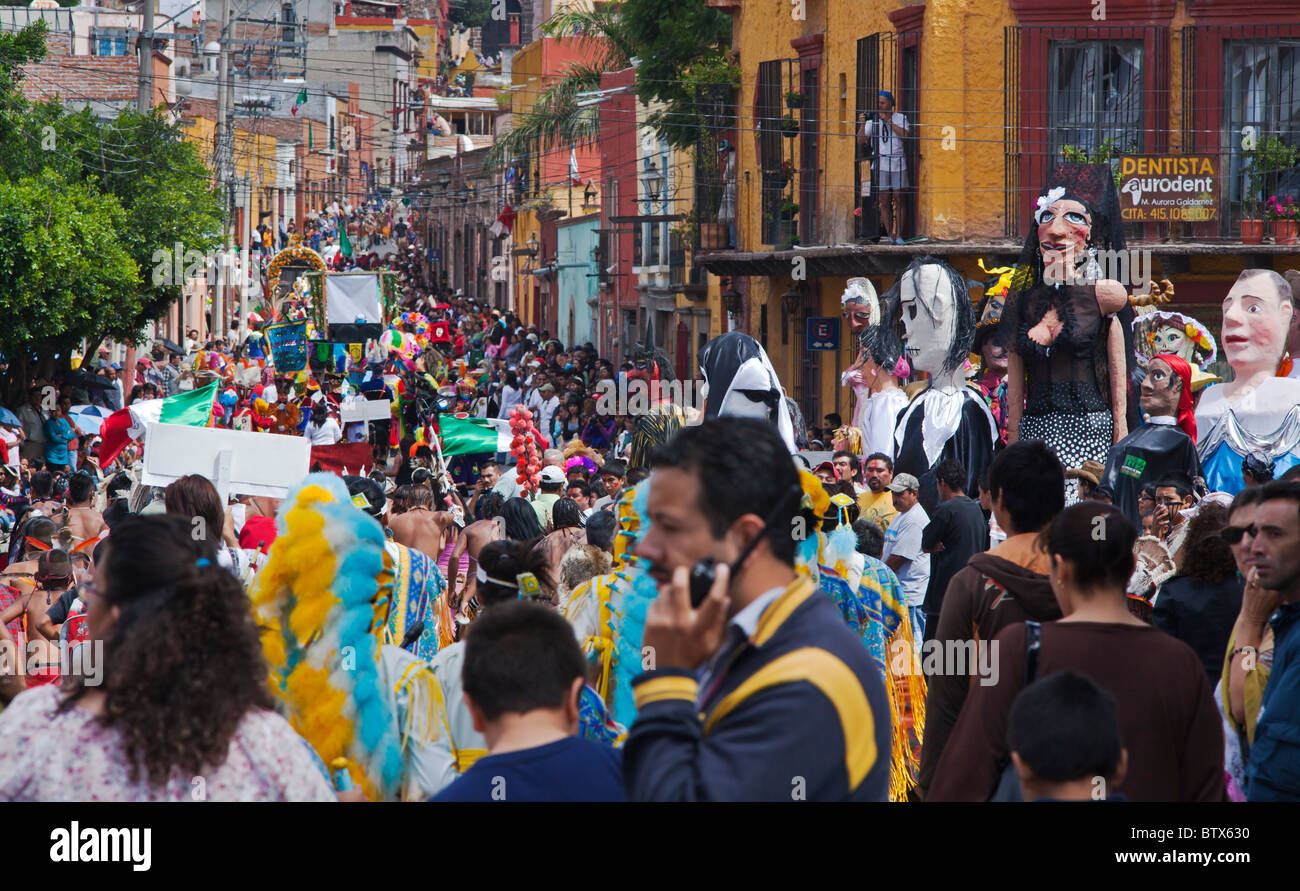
[1019,410,1113,504]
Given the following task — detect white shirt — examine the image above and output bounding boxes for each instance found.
[696,584,786,704]
[865,112,908,170]
[883,502,931,607]
[536,395,561,442]
[306,417,342,445]
[497,385,522,419]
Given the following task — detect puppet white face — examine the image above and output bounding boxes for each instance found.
[1222,275,1292,377]
[1037,198,1092,283]
[841,278,880,338]
[898,264,957,376]
[1150,324,1193,361]
[716,357,777,420]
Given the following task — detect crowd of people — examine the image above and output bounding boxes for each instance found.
[2,163,1300,804]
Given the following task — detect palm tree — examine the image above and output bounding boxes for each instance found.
[484,4,637,174]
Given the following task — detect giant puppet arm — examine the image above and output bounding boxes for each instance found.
[1004,350,1024,446]
[1108,317,1129,443]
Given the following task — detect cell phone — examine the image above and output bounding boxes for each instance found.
[689,557,717,609]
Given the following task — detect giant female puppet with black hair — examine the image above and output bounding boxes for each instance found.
[1003,164,1137,495]
[870,256,998,514]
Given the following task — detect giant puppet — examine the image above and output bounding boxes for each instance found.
[1101,353,1202,526]
[698,331,798,453]
[1003,164,1137,496]
[840,277,909,457]
[1195,269,1300,493]
[871,257,997,514]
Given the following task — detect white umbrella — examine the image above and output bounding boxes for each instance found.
[69,404,111,435]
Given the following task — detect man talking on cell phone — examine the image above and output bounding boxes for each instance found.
[622,418,890,801]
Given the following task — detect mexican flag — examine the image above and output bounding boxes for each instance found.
[439,414,511,456]
[339,215,353,257]
[98,383,219,465]
[291,87,308,116]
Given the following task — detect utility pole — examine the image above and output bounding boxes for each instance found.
[136,0,154,112]
[214,0,233,344]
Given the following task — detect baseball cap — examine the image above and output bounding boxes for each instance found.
[110,362,122,370]
[813,461,836,477]
[886,472,921,493]
[540,465,566,485]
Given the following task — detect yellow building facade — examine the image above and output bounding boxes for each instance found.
[703,0,1300,428]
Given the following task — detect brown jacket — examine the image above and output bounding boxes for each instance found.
[928,621,1226,802]
[916,533,1061,796]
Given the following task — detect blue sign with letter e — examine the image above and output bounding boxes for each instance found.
[806,317,840,352]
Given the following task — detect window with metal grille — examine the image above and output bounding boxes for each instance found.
[1005,25,1167,237]
[1048,40,1145,163]
[1224,40,1300,213]
[757,59,797,246]
[854,31,918,241]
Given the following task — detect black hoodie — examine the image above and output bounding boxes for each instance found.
[916,536,1061,797]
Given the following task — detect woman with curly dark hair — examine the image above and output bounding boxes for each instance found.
[0,515,335,801]
[1153,503,1245,680]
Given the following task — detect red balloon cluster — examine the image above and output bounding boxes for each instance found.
[509,405,540,495]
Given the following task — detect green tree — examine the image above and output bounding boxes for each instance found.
[0,171,141,399]
[0,22,224,401]
[484,0,735,175]
[620,0,735,151]
[448,0,494,29]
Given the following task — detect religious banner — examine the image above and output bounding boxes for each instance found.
[266,320,309,374]
[1118,155,1218,223]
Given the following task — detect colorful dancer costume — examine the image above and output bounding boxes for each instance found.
[800,474,925,801]
[383,536,452,660]
[251,473,445,801]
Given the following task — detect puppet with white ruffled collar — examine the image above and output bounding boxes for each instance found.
[840,277,910,458]
[870,257,997,514]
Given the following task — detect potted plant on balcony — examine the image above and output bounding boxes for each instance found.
[780,115,799,138]
[776,158,796,187]
[784,90,804,110]
[779,198,800,220]
[1267,194,1299,245]
[1242,136,1299,244]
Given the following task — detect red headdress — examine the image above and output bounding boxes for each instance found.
[1154,353,1196,441]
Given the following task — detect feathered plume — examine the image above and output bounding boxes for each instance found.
[251,473,405,801]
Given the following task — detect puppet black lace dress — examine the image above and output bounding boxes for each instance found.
[1006,282,1115,481]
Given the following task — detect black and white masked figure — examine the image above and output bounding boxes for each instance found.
[698,331,797,453]
[871,257,997,513]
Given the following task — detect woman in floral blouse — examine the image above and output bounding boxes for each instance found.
[0,515,335,802]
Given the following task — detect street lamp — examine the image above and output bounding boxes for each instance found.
[721,282,743,316]
[781,286,801,317]
[582,181,597,209]
[641,159,662,211]
[437,170,452,189]
[527,233,539,256]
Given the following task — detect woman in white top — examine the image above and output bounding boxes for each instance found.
[0,515,335,801]
[496,371,523,420]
